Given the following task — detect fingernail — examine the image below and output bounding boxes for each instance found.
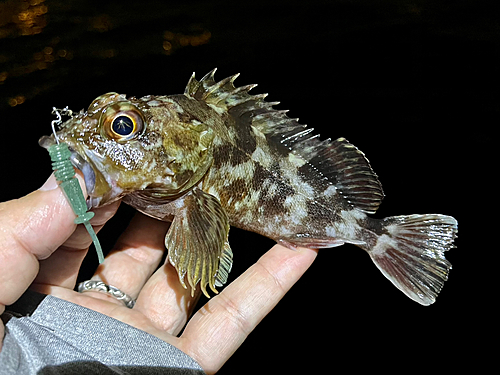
[39,173,58,191]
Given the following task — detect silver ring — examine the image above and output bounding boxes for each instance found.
[77,280,136,309]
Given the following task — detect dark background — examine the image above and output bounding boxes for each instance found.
[0,0,495,373]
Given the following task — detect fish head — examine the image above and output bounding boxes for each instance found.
[39,93,214,208]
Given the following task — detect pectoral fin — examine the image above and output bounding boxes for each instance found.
[165,187,232,297]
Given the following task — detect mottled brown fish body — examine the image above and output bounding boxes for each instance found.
[40,69,458,305]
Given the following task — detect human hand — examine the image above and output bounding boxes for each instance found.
[0,174,317,374]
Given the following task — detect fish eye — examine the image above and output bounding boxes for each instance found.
[112,115,136,136]
[101,103,145,141]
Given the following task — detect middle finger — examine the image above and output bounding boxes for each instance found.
[89,212,169,302]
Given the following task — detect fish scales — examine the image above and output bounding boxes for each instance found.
[169,92,355,242]
[39,69,458,305]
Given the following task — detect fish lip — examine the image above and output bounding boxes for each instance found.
[69,148,97,199]
[38,135,101,209]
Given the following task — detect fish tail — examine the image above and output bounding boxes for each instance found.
[367,214,458,305]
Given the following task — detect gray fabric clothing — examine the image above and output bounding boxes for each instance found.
[0,290,205,374]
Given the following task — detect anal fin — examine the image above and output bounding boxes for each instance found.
[278,235,367,250]
[215,241,233,287]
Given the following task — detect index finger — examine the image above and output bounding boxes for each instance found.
[177,244,318,374]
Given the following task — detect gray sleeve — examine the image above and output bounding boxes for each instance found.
[0,290,205,375]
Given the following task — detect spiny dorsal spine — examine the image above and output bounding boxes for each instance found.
[185,69,384,214]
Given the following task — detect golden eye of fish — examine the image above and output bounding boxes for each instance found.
[101,103,145,141]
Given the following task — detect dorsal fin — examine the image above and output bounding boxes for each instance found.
[185,69,384,214]
[314,137,384,214]
[185,68,274,110]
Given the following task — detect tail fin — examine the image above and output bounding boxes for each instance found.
[369,214,458,306]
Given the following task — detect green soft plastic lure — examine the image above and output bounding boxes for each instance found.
[47,108,104,263]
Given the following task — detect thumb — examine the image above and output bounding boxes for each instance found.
[0,173,85,307]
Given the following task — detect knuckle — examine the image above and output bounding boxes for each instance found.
[214,292,253,337]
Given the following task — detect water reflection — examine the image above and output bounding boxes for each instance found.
[0,0,48,38]
[163,29,211,55]
[0,0,213,109]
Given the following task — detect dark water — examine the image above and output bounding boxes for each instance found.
[1,1,496,372]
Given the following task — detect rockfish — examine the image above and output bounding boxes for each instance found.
[39,69,458,305]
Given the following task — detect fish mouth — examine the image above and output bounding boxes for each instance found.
[39,135,102,209]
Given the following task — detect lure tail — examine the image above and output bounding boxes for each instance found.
[367,214,458,305]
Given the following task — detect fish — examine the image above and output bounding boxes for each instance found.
[39,69,458,305]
